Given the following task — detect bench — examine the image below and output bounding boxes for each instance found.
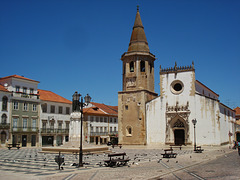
[8,144,20,150]
[195,146,204,153]
[112,144,122,149]
[161,148,177,158]
[104,152,130,167]
[170,145,182,150]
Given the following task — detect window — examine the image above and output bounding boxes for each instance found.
[42,122,46,129]
[100,127,103,132]
[104,127,107,132]
[66,122,69,129]
[91,127,93,132]
[96,127,99,132]
[100,117,103,122]
[110,118,112,123]
[104,117,107,123]
[23,103,28,111]
[126,126,132,136]
[16,86,20,92]
[23,118,28,129]
[42,104,47,113]
[23,87,27,94]
[66,107,70,114]
[96,117,99,122]
[32,104,37,112]
[1,114,7,124]
[114,127,116,132]
[30,88,34,94]
[51,105,55,113]
[13,118,18,128]
[130,61,134,72]
[125,105,128,110]
[58,122,62,129]
[2,96,8,111]
[140,61,145,72]
[32,119,36,130]
[90,116,94,122]
[59,106,63,114]
[110,127,112,132]
[114,118,117,123]
[13,101,19,110]
[170,80,184,95]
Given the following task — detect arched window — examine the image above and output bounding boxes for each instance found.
[130,61,134,72]
[1,114,7,124]
[2,96,8,111]
[140,61,145,72]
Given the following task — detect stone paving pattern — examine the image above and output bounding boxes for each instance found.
[0,145,238,180]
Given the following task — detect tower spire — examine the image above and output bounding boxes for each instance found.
[127,7,150,53]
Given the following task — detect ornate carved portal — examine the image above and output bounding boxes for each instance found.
[165,102,191,145]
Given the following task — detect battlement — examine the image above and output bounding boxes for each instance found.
[160,62,195,74]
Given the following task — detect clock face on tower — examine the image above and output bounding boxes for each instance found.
[126,77,136,88]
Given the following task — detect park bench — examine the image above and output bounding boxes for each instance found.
[104,152,130,167]
[170,145,182,150]
[8,144,20,150]
[161,148,177,158]
[195,146,204,153]
[111,144,122,149]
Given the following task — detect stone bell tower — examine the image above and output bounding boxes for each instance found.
[118,7,158,145]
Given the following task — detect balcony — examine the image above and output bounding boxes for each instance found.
[0,123,10,129]
[90,132,109,136]
[12,92,40,100]
[12,127,38,132]
[41,128,69,134]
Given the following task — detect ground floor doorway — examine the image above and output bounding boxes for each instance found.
[174,129,185,145]
[22,135,27,147]
[42,136,54,146]
[31,135,36,146]
[1,131,6,144]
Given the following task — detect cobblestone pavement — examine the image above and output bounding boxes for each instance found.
[0,145,238,180]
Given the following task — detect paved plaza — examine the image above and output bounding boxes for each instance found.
[0,145,239,180]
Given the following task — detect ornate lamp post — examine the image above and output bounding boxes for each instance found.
[72,92,91,167]
[192,119,197,151]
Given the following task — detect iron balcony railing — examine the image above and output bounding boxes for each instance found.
[40,128,69,134]
[12,127,38,132]
[0,123,10,129]
[90,131,118,136]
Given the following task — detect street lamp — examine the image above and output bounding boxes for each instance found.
[192,118,197,151]
[72,91,91,167]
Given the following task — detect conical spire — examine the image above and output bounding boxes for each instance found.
[127,6,150,53]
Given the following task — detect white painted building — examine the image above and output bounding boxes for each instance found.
[146,63,236,146]
[38,89,72,146]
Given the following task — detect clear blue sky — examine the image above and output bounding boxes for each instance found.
[0,0,239,108]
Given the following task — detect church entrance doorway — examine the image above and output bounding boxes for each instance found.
[174,129,185,145]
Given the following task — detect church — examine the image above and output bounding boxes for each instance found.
[118,8,236,146]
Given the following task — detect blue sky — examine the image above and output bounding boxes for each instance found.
[0,0,239,108]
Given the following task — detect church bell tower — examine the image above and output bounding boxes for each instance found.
[118,7,158,145]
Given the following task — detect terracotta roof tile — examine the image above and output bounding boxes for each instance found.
[83,106,107,116]
[0,75,40,83]
[38,89,71,104]
[90,102,118,116]
[234,107,240,115]
[0,84,9,92]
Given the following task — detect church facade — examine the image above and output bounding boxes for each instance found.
[118,8,236,146]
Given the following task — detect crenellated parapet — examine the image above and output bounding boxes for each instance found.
[160,61,195,74]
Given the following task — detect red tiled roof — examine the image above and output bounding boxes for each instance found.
[0,84,10,92]
[0,75,40,83]
[234,107,240,115]
[90,102,118,116]
[83,106,107,116]
[38,89,71,104]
